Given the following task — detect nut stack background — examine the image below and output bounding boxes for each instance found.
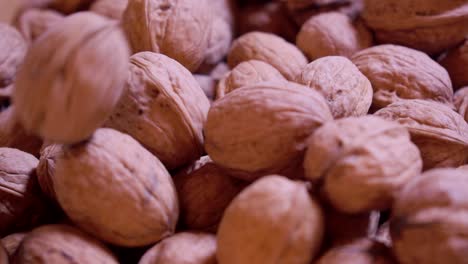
[0,0,467,263]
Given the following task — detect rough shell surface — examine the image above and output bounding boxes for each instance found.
[454,86,468,122]
[90,0,129,20]
[14,8,64,43]
[1,232,26,258]
[0,23,27,88]
[36,143,62,200]
[439,40,468,89]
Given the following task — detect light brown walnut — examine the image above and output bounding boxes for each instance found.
[0,23,27,88]
[439,40,468,90]
[454,86,468,122]
[14,8,64,43]
[36,143,62,200]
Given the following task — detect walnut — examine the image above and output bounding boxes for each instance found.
[54,128,179,247]
[216,60,286,99]
[14,8,64,43]
[123,0,213,72]
[296,56,372,118]
[0,23,27,88]
[205,81,332,181]
[212,0,237,28]
[217,175,324,264]
[194,74,217,102]
[454,86,468,122]
[174,156,246,232]
[90,0,128,20]
[390,168,468,264]
[439,39,468,90]
[296,12,372,60]
[352,44,453,110]
[36,143,63,200]
[227,31,308,81]
[13,225,118,263]
[106,52,210,170]
[13,12,130,144]
[1,232,27,258]
[375,99,468,169]
[209,62,230,81]
[362,0,468,55]
[304,116,422,214]
[0,242,7,264]
[139,232,216,264]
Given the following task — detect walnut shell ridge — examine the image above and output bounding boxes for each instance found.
[454,86,468,122]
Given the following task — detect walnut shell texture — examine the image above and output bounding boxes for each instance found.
[439,39,468,90]
[36,143,62,200]
[0,23,27,88]
[14,8,64,43]
[90,0,129,20]
[454,86,468,122]
[1,232,26,258]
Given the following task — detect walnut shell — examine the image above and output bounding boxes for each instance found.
[0,23,27,88]
[1,232,26,258]
[36,143,62,200]
[139,232,217,264]
[296,12,372,60]
[106,52,210,170]
[352,44,453,110]
[296,56,372,118]
[13,12,130,144]
[90,0,128,20]
[218,175,323,264]
[227,32,308,81]
[454,86,468,122]
[14,8,64,43]
[304,116,422,213]
[439,39,468,90]
[375,99,468,169]
[0,242,7,264]
[54,128,179,247]
[14,225,118,263]
[390,168,468,264]
[205,81,333,180]
[194,74,216,102]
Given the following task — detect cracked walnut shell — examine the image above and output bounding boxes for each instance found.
[0,23,27,88]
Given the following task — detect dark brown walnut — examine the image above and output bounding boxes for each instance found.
[139,232,217,264]
[0,242,7,264]
[296,56,372,118]
[174,156,246,232]
[36,143,62,200]
[205,81,333,181]
[90,0,129,20]
[439,39,468,89]
[106,52,210,170]
[391,168,468,264]
[14,8,64,43]
[217,175,324,264]
[13,12,129,144]
[1,232,26,258]
[304,116,422,214]
[14,225,118,263]
[0,23,27,88]
[227,31,308,81]
[375,100,468,169]
[54,128,179,247]
[352,45,453,110]
[454,86,468,122]
[362,0,468,55]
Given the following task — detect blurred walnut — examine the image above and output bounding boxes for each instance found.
[90,0,128,20]
[106,52,210,170]
[1,232,26,258]
[0,242,7,264]
[194,74,217,102]
[139,232,216,264]
[25,0,95,14]
[352,45,453,110]
[36,143,62,200]
[439,39,468,89]
[454,86,468,122]
[296,56,372,118]
[13,12,129,144]
[14,8,64,43]
[304,116,422,213]
[217,175,324,264]
[0,23,27,88]
[375,100,468,169]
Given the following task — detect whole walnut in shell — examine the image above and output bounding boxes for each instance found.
[1,232,26,258]
[14,8,64,43]
[454,86,468,122]
[205,81,333,180]
[14,225,118,263]
[296,12,372,60]
[227,31,308,81]
[439,39,468,89]
[296,56,372,118]
[90,0,129,20]
[106,52,210,170]
[352,44,453,110]
[139,232,217,264]
[54,128,179,247]
[36,143,62,200]
[375,99,468,169]
[390,168,468,264]
[13,12,130,144]
[0,23,27,88]
[304,116,422,214]
[217,175,324,264]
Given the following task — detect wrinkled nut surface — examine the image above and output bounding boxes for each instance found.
[375,100,468,169]
[14,225,118,263]
[454,86,468,122]
[205,81,333,180]
[0,23,27,88]
[391,168,468,264]
[304,116,422,213]
[36,143,62,200]
[1,232,26,258]
[90,0,129,20]
[14,8,64,43]
[54,128,179,247]
[296,12,372,60]
[352,44,453,110]
[227,31,308,81]
[106,52,210,170]
[139,232,217,264]
[296,56,372,118]
[217,175,324,264]
[439,40,468,89]
[13,12,129,144]
[123,0,213,72]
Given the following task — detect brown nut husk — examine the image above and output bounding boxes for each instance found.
[0,23,27,88]
[375,99,468,169]
[352,44,453,110]
[106,52,210,170]
[139,232,217,264]
[205,81,333,181]
[54,128,179,247]
[13,12,130,144]
[1,232,26,258]
[296,56,372,118]
[227,31,308,81]
[217,175,324,264]
[390,168,468,264]
[14,225,118,263]
[304,116,422,214]
[36,143,62,200]
[296,12,372,60]
[14,8,64,43]
[90,0,129,20]
[439,39,468,90]
[454,86,468,122]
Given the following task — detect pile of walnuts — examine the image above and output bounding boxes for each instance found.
[0,0,467,263]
